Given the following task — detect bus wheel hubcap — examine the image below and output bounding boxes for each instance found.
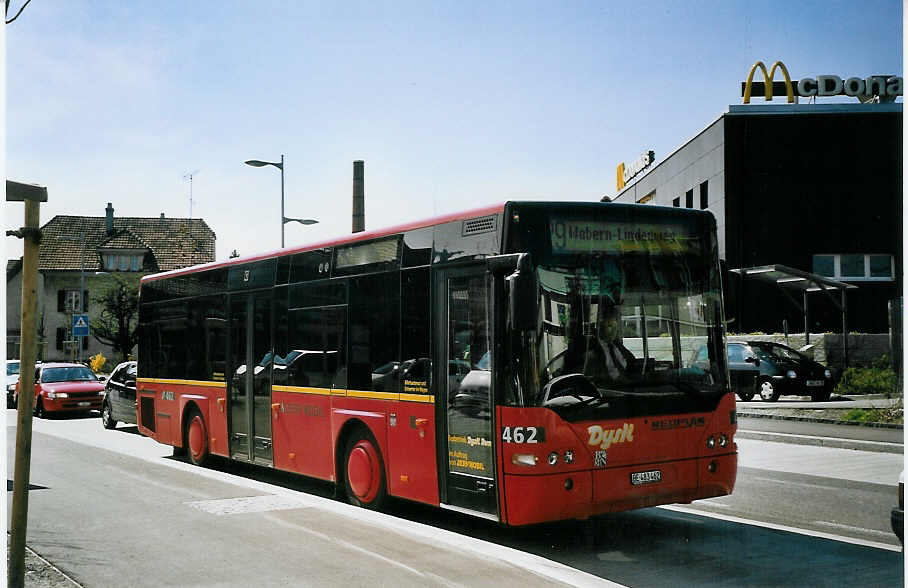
[347,440,379,502]
[189,417,205,458]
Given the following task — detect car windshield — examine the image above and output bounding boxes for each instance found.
[7,362,19,376]
[753,343,803,362]
[511,245,727,419]
[42,366,98,383]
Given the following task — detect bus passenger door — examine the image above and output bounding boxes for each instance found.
[435,266,498,518]
[229,291,274,465]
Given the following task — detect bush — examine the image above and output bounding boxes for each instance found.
[89,352,108,374]
[834,356,898,398]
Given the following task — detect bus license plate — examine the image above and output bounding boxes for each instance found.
[77,401,91,407]
[806,380,824,387]
[630,470,662,485]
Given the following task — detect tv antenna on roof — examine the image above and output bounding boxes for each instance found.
[183,169,201,218]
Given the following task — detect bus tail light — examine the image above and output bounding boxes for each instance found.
[512,454,538,467]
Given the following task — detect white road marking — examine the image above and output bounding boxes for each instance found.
[661,505,901,552]
[265,515,427,578]
[813,521,896,539]
[185,494,309,516]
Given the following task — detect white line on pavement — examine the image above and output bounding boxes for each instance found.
[660,505,901,552]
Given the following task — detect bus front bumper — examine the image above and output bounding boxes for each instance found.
[502,452,737,526]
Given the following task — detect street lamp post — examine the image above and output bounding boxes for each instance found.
[244,155,318,248]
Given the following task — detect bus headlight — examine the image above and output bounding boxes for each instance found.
[512,454,538,467]
[707,436,716,449]
[563,450,574,464]
[719,434,728,448]
[547,452,559,466]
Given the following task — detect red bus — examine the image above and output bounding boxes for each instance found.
[136,201,736,525]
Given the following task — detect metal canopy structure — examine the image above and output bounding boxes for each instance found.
[730,264,857,368]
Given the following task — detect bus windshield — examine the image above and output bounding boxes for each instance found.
[518,245,726,419]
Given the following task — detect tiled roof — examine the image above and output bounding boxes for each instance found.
[39,215,216,272]
[98,228,150,250]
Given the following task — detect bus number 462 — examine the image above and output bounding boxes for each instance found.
[501,426,545,443]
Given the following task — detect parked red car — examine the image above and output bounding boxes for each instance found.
[15,362,105,417]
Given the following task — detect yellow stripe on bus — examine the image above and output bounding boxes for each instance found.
[272,385,332,396]
[400,393,434,403]
[346,390,399,401]
[137,380,434,404]
[137,378,226,388]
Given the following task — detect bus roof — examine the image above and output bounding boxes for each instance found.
[141,202,506,283]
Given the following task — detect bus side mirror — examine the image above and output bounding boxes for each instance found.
[506,254,537,331]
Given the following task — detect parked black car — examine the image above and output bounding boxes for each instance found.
[691,341,835,402]
[735,342,835,402]
[102,361,137,429]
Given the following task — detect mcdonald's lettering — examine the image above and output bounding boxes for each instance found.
[742,61,903,103]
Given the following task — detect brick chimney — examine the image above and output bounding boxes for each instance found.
[352,160,365,233]
[105,203,114,235]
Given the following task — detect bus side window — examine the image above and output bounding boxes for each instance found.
[401,268,430,394]
[349,274,400,392]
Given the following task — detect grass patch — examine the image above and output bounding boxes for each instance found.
[842,403,903,425]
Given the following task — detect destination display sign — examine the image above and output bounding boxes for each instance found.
[550,218,698,255]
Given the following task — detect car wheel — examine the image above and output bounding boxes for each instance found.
[183,406,209,467]
[102,400,117,429]
[343,427,387,510]
[737,390,755,402]
[758,379,780,402]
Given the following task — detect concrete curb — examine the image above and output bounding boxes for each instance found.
[737,411,904,430]
[736,429,903,454]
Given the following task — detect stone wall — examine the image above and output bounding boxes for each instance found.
[623,333,891,369]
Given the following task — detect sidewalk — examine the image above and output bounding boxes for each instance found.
[735,394,904,454]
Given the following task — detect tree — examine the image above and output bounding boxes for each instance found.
[92,275,140,364]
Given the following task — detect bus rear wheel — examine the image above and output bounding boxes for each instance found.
[184,407,210,467]
[343,428,387,510]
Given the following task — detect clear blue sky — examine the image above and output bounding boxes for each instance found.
[5,1,903,261]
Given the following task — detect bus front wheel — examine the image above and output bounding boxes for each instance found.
[343,428,387,510]
[184,407,210,467]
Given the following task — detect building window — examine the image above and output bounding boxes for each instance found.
[57,289,88,313]
[812,255,835,277]
[672,197,680,207]
[636,191,655,204]
[812,254,894,281]
[699,181,708,210]
[685,189,693,208]
[869,254,893,278]
[102,253,143,271]
[840,255,864,278]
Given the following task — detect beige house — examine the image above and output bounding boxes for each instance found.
[7,203,215,363]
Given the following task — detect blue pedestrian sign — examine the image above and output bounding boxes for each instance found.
[73,314,90,337]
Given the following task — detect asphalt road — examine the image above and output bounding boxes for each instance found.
[6,410,904,587]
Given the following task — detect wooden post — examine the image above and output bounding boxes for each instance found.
[7,181,46,588]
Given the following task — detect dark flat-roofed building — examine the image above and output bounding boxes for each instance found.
[613,103,902,334]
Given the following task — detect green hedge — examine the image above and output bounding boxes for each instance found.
[834,355,899,398]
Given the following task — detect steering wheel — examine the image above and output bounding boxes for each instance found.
[541,373,602,405]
